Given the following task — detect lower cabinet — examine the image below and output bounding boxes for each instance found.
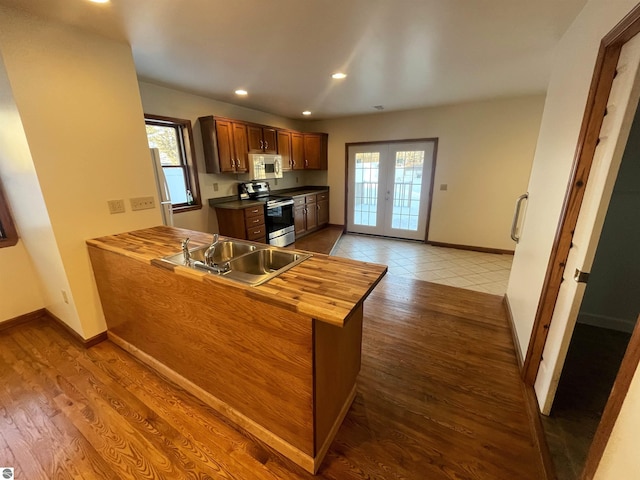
[294,191,328,238]
[214,205,266,243]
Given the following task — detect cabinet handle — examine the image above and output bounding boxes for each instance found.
[264,141,268,150]
[305,159,308,167]
[260,140,264,150]
[316,205,320,211]
[253,218,260,223]
[292,160,296,167]
[253,230,261,235]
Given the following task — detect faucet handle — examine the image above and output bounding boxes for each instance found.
[181,237,191,265]
[212,233,219,243]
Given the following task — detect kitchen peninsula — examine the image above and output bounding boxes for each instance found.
[86,226,386,474]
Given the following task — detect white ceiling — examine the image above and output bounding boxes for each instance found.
[1,0,587,120]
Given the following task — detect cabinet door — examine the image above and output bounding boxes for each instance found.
[277,130,292,171]
[317,199,329,226]
[303,133,328,169]
[305,195,318,231]
[247,125,264,153]
[262,128,278,154]
[214,120,237,173]
[291,133,305,170]
[232,122,249,172]
[199,116,222,173]
[294,204,306,235]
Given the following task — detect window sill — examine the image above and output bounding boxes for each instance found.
[173,204,202,214]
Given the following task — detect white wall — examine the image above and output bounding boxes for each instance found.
[139,82,328,233]
[310,95,544,251]
[0,6,161,337]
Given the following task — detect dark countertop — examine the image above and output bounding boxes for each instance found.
[209,185,329,209]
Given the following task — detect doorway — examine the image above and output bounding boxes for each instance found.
[346,140,436,241]
[541,97,640,478]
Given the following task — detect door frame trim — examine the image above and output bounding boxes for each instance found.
[522,4,640,386]
[343,138,438,242]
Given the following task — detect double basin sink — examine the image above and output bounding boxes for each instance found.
[162,239,311,286]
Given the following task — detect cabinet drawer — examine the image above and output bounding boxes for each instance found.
[316,192,328,202]
[244,205,264,218]
[293,196,305,207]
[305,194,317,204]
[245,213,265,229]
[246,224,266,241]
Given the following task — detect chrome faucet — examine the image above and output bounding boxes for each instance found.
[204,233,219,266]
[181,237,191,265]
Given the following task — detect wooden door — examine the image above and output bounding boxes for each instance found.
[291,133,305,170]
[534,33,640,414]
[214,119,236,173]
[263,128,277,154]
[232,122,249,172]
[247,125,264,153]
[277,130,292,170]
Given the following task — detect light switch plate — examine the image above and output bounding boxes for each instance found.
[130,196,155,211]
[107,199,125,214]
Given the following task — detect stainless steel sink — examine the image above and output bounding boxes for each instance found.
[225,249,311,286]
[163,240,257,266]
[161,239,311,286]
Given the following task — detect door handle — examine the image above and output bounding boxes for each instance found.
[511,193,528,243]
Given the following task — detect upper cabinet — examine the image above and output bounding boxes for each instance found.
[200,115,328,174]
[247,125,277,154]
[277,130,293,171]
[292,132,328,170]
[200,116,248,174]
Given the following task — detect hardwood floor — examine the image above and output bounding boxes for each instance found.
[0,278,544,479]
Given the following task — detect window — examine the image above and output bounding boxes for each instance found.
[0,179,18,248]
[144,114,201,212]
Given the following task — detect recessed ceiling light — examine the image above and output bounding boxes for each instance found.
[89,0,110,3]
[331,72,347,79]
[302,111,312,116]
[235,89,248,96]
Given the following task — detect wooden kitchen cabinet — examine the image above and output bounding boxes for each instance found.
[292,133,328,170]
[247,125,277,154]
[277,130,293,170]
[199,116,249,174]
[214,204,266,243]
[294,192,326,237]
[317,191,329,227]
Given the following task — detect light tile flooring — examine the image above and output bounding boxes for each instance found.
[332,234,514,295]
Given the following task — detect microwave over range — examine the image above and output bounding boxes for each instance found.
[248,154,283,180]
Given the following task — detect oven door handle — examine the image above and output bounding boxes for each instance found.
[267,199,294,208]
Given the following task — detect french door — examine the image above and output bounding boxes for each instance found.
[347,141,435,240]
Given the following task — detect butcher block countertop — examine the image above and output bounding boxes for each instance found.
[86,226,387,327]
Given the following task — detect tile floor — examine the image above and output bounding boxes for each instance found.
[332,233,514,295]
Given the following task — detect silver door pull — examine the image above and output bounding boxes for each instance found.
[511,193,529,243]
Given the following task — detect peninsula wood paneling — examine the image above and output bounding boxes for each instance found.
[88,246,315,456]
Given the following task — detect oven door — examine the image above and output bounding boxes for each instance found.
[266,199,295,246]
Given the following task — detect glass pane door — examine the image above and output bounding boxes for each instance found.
[348,141,435,240]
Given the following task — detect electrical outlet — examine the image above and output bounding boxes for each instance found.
[61,290,69,304]
[213,183,219,192]
[130,196,155,211]
[107,199,125,214]
[440,184,448,191]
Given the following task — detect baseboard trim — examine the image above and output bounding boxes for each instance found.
[577,312,636,334]
[0,307,107,348]
[45,309,108,348]
[503,294,524,370]
[0,308,48,332]
[427,241,514,255]
[522,382,557,480]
